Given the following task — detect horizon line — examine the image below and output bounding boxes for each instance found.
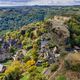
[0,4,80,7]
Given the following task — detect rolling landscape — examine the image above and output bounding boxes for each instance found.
[0,3,80,80]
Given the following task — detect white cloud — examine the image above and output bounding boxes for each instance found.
[24,0,80,5]
[0,0,79,6]
[0,1,27,6]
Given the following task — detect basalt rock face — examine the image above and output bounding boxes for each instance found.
[44,16,70,52]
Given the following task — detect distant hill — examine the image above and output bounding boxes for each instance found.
[0,6,80,32]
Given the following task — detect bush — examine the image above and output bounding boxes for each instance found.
[29,70,48,80]
[65,53,80,72]
[0,74,5,80]
[31,49,38,61]
[50,64,59,72]
[27,66,37,73]
[26,59,36,67]
[21,30,25,35]
[65,60,80,72]
[71,64,80,71]
[42,62,49,68]
[55,75,66,80]
[22,56,31,62]
[4,61,21,80]
[9,46,16,54]
[67,16,80,47]
[60,52,67,57]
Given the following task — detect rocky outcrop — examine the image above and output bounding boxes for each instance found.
[44,16,70,52]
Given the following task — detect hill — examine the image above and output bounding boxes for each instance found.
[0,6,80,35]
[0,16,76,80]
[0,12,80,80]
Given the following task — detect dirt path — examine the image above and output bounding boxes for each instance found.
[49,61,64,80]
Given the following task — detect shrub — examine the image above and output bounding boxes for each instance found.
[50,64,59,72]
[42,62,49,68]
[4,61,21,80]
[26,59,36,67]
[0,74,5,80]
[27,66,37,73]
[55,75,66,80]
[65,53,80,72]
[60,52,67,57]
[65,60,80,72]
[21,30,25,35]
[9,46,16,54]
[71,64,80,71]
[29,70,48,80]
[22,56,31,62]
[67,16,80,47]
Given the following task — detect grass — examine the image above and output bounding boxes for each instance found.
[66,53,80,62]
[55,75,66,80]
[20,66,44,80]
[2,60,12,66]
[37,66,44,73]
[20,73,30,80]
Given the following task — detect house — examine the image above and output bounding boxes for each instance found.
[0,38,3,42]
[74,46,80,52]
[55,54,60,58]
[2,42,10,49]
[36,60,43,66]
[41,39,48,48]
[53,46,58,54]
[0,64,6,73]
[13,49,26,61]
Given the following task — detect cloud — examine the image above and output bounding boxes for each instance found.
[0,0,79,6]
[0,0,27,2]
[0,2,28,6]
[26,0,74,5]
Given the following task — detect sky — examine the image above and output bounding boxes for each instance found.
[0,0,80,6]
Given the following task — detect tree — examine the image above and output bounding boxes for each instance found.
[21,30,26,35]
[9,46,16,54]
[4,61,21,80]
[67,16,80,47]
[26,59,36,67]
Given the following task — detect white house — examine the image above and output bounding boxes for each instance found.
[0,64,6,73]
